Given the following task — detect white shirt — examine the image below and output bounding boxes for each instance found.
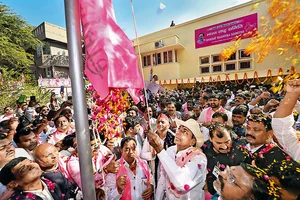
[15,148,32,160]
[156,146,207,200]
[246,143,263,154]
[38,125,55,144]
[106,158,154,200]
[272,114,300,161]
[24,181,54,200]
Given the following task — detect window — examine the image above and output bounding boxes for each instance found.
[153,53,162,65]
[163,52,167,63]
[228,52,236,61]
[239,61,251,69]
[157,53,161,64]
[212,65,222,72]
[168,50,173,62]
[45,67,52,78]
[200,66,210,74]
[164,50,173,63]
[225,63,236,71]
[200,56,209,64]
[143,55,151,67]
[175,50,178,62]
[153,54,157,66]
[239,50,251,59]
[212,55,221,62]
[163,50,173,63]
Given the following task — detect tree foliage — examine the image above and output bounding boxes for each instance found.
[221,0,300,66]
[0,3,52,111]
[0,3,41,75]
[0,68,52,111]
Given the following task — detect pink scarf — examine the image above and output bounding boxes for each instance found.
[49,128,74,144]
[116,157,151,200]
[205,106,225,123]
[168,147,206,198]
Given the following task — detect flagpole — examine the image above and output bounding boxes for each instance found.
[64,0,96,199]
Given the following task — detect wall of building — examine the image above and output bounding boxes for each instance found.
[134,0,292,86]
[49,42,68,56]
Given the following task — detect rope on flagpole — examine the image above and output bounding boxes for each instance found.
[129,0,153,128]
[130,0,156,196]
[129,0,151,111]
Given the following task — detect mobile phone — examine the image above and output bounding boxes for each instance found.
[68,96,72,100]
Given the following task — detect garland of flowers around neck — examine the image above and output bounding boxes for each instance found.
[87,86,130,139]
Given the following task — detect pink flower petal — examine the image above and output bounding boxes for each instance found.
[184,184,190,191]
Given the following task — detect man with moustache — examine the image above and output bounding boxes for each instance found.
[166,101,182,132]
[232,104,248,138]
[148,118,207,200]
[141,113,175,185]
[239,113,294,170]
[13,129,38,159]
[198,94,232,127]
[202,123,249,195]
[213,163,281,199]
[0,133,31,198]
[192,104,202,120]
[106,137,154,200]
[0,157,71,200]
[230,93,247,112]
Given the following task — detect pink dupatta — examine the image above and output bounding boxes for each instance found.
[205,106,225,123]
[116,157,151,200]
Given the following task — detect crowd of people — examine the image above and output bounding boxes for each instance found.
[0,78,299,200]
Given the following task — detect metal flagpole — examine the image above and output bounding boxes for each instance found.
[64,0,96,199]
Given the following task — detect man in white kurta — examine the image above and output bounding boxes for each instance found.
[148,118,207,200]
[272,79,300,162]
[106,137,154,200]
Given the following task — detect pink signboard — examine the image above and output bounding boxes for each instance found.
[195,13,258,48]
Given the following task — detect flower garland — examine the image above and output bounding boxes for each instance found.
[88,86,131,139]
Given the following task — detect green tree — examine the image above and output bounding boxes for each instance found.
[0,3,41,75]
[0,3,52,111]
[0,68,52,112]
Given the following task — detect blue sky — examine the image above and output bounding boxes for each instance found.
[2,0,251,39]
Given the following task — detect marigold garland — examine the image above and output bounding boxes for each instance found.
[87,86,130,139]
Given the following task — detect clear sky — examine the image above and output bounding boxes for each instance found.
[2,0,251,39]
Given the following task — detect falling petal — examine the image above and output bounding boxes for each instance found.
[251,3,259,11]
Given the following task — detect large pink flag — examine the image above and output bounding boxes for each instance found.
[80,0,144,103]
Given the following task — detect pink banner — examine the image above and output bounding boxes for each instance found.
[195,13,258,49]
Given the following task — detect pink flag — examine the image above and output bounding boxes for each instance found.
[80,0,144,103]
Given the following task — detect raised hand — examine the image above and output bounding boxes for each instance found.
[148,130,163,153]
[142,182,153,199]
[260,91,270,99]
[286,79,300,95]
[116,175,127,194]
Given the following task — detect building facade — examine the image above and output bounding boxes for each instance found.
[134,0,292,89]
[32,22,70,79]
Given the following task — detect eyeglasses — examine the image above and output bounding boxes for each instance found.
[42,109,49,112]
[5,108,12,112]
